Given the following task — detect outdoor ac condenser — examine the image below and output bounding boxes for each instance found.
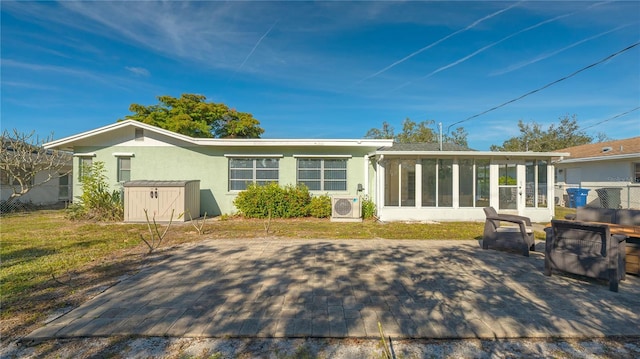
[331,196,362,222]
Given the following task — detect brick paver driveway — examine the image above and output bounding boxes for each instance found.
[25,239,640,341]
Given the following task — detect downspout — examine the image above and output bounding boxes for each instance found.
[363,154,369,195]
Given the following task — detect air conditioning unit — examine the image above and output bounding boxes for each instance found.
[331,196,362,222]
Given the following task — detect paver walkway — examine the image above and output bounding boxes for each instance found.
[25,239,640,341]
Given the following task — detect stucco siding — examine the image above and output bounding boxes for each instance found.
[72,142,373,216]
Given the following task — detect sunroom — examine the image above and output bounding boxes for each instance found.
[372,143,568,223]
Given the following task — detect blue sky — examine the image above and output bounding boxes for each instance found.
[2,1,639,150]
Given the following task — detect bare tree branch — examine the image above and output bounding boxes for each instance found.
[1,129,72,203]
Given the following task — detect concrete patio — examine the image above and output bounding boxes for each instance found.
[24,239,640,342]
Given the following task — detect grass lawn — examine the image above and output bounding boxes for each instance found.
[1,209,550,343]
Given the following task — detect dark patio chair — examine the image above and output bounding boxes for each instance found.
[482,207,535,256]
[544,220,626,292]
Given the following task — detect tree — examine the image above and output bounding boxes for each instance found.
[0,129,72,204]
[364,118,469,146]
[122,93,265,138]
[490,114,592,152]
[364,121,394,140]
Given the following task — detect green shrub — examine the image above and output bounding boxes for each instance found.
[233,183,311,218]
[67,161,123,221]
[283,184,311,218]
[308,193,331,218]
[362,197,376,219]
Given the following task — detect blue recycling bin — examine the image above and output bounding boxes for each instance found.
[566,188,590,208]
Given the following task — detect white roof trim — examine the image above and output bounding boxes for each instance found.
[556,153,640,164]
[224,154,284,158]
[44,120,394,150]
[375,150,569,157]
[292,154,352,158]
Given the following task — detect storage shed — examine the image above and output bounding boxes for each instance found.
[123,180,200,222]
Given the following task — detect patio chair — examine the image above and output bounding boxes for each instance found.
[544,220,627,292]
[482,207,535,256]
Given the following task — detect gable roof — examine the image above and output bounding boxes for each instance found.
[556,137,640,164]
[44,120,394,151]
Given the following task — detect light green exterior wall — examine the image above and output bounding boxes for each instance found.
[73,143,375,216]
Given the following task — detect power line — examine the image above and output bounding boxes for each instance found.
[446,41,640,133]
[582,106,640,131]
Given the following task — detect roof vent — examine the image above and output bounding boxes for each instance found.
[601,146,613,153]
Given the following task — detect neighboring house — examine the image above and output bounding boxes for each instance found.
[44,120,566,222]
[554,137,640,209]
[1,143,73,207]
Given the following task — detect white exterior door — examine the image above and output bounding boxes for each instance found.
[494,160,526,214]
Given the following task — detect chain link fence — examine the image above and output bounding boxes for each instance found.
[555,184,640,209]
[0,199,68,215]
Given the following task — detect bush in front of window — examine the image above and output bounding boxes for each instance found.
[308,194,331,218]
[233,182,312,218]
[67,161,123,221]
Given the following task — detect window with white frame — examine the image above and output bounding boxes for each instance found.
[421,159,452,207]
[525,160,548,208]
[297,158,347,191]
[635,163,640,183]
[78,157,93,180]
[59,173,71,199]
[229,158,279,191]
[384,159,415,207]
[117,157,131,182]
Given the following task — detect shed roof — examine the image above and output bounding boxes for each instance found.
[123,180,200,187]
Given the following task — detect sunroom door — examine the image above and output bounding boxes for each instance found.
[496,161,524,212]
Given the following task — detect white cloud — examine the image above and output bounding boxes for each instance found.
[125,66,150,77]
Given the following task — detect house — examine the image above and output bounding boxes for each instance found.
[554,137,640,209]
[1,140,73,207]
[44,120,567,222]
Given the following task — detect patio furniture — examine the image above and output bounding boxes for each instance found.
[565,207,640,226]
[544,219,627,292]
[482,207,535,256]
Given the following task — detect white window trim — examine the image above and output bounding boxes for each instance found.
[293,154,352,158]
[113,152,135,157]
[224,154,283,158]
[73,152,96,157]
[228,157,280,191]
[296,157,348,192]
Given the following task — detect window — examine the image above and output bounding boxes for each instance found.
[459,159,474,207]
[526,160,548,208]
[59,173,71,199]
[475,160,490,207]
[635,163,640,183]
[118,157,131,182]
[384,159,415,207]
[298,158,347,191]
[78,157,93,180]
[537,160,548,207]
[421,159,452,207]
[229,158,279,191]
[0,171,20,186]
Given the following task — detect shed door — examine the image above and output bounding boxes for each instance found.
[126,187,156,222]
[156,187,183,221]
